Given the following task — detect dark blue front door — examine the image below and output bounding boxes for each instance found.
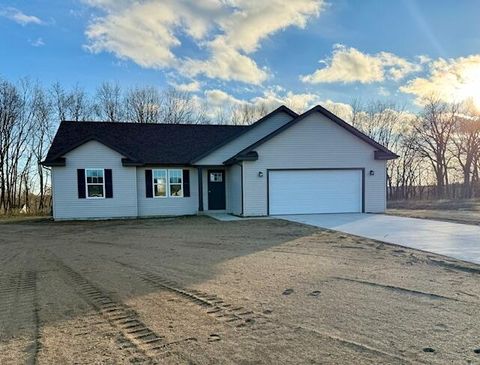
[208,170,226,210]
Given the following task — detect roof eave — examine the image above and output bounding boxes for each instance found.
[223,151,259,165]
[121,158,144,167]
[374,151,400,160]
[41,157,66,167]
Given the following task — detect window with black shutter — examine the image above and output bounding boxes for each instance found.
[145,169,153,198]
[77,169,86,199]
[183,169,190,197]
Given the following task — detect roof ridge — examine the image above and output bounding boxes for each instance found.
[60,120,248,127]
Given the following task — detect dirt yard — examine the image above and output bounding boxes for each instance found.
[1,216,479,364]
[388,199,480,225]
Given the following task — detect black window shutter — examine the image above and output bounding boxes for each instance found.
[77,169,86,199]
[145,169,153,198]
[183,169,190,197]
[105,169,113,198]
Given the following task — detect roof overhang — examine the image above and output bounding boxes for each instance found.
[374,150,399,160]
[41,157,66,167]
[121,158,144,167]
[224,151,258,165]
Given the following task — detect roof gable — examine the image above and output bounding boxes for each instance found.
[192,106,298,165]
[42,121,247,166]
[224,105,399,164]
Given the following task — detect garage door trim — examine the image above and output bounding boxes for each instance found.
[267,168,365,215]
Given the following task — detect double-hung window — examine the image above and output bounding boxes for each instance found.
[86,169,105,198]
[169,169,183,197]
[153,170,167,197]
[152,169,183,197]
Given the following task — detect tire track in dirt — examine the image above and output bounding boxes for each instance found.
[113,259,266,330]
[0,269,41,365]
[333,276,459,301]
[112,259,414,364]
[45,251,181,362]
[25,271,40,365]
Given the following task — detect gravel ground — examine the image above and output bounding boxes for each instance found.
[0,216,479,364]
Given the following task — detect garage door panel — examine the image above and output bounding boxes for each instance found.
[269,170,362,215]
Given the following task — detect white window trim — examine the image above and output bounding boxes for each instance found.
[168,169,184,198]
[85,168,105,199]
[152,168,184,198]
[152,169,168,199]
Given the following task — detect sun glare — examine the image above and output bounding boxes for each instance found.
[454,62,480,111]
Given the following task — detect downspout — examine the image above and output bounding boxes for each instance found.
[197,166,204,212]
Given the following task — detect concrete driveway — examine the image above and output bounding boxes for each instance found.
[279,214,480,264]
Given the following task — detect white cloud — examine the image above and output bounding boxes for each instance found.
[320,99,353,121]
[84,1,185,68]
[30,37,45,47]
[172,80,201,93]
[417,55,431,64]
[182,39,269,85]
[0,7,43,25]
[83,0,324,84]
[251,89,320,113]
[301,44,422,84]
[201,87,354,122]
[400,55,480,108]
[205,89,244,106]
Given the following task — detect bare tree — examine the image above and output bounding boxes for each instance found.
[124,86,161,123]
[451,108,480,198]
[160,88,207,124]
[231,103,269,125]
[69,84,92,121]
[50,83,92,122]
[413,98,459,198]
[94,81,123,122]
[31,85,54,210]
[0,78,35,213]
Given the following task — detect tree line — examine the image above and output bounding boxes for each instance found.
[344,98,480,201]
[1,76,479,215]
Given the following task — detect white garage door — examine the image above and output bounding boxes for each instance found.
[269,169,363,215]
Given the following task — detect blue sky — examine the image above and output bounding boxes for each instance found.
[1,0,480,116]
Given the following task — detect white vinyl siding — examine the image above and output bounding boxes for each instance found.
[51,141,137,220]
[242,112,387,216]
[137,167,197,216]
[226,164,242,215]
[195,111,295,165]
[269,170,362,214]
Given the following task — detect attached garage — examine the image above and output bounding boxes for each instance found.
[268,169,364,215]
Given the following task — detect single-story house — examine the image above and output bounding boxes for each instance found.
[42,105,398,220]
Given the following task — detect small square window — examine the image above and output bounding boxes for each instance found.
[210,172,223,182]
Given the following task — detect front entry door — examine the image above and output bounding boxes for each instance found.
[208,170,226,210]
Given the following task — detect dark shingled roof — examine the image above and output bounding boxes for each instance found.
[43,121,247,166]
